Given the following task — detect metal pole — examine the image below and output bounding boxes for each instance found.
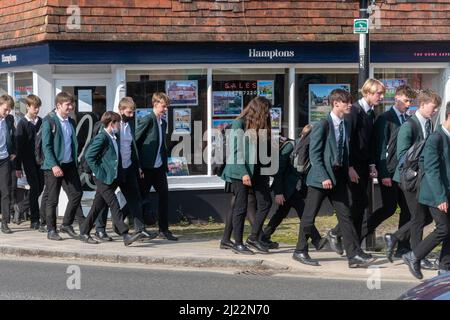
[359,0,376,251]
[358,0,370,95]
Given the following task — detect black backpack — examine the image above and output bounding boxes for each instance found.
[291,119,329,175]
[290,135,309,175]
[385,112,403,174]
[79,121,104,175]
[211,123,232,176]
[398,119,428,193]
[35,116,56,166]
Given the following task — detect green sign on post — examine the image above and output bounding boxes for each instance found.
[354,19,369,34]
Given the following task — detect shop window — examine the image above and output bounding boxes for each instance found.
[13,72,33,117]
[212,68,288,138]
[296,72,358,137]
[374,68,444,116]
[61,86,107,190]
[0,73,7,96]
[60,86,107,154]
[126,69,208,176]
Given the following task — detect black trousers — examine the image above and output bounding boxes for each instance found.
[394,189,433,250]
[333,165,369,240]
[140,166,169,232]
[413,207,450,266]
[22,161,45,224]
[222,189,256,243]
[95,166,145,233]
[0,158,12,225]
[296,171,360,258]
[39,183,48,225]
[80,177,129,236]
[231,175,272,245]
[44,162,84,232]
[361,181,411,250]
[264,191,321,243]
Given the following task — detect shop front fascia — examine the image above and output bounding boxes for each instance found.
[1,41,450,220]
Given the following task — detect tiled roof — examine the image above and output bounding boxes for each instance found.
[1,0,449,48]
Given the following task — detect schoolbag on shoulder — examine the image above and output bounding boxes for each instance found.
[291,119,329,175]
[290,135,309,174]
[385,112,403,174]
[79,121,104,175]
[398,120,427,193]
[211,123,232,176]
[35,116,56,166]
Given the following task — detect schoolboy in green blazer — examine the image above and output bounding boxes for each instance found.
[135,92,177,241]
[385,89,442,265]
[363,85,415,256]
[41,92,84,241]
[294,89,374,268]
[94,97,154,242]
[403,102,450,279]
[80,111,144,246]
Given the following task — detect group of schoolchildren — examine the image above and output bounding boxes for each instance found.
[1,78,449,280]
[0,91,177,246]
[220,79,450,280]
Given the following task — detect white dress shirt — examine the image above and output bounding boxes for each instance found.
[415,111,431,138]
[153,110,163,169]
[359,98,374,114]
[119,121,133,169]
[25,115,39,125]
[104,128,119,159]
[330,111,345,146]
[392,106,407,124]
[0,118,9,160]
[56,113,73,163]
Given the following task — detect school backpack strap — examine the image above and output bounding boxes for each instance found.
[399,132,428,193]
[34,115,57,166]
[80,124,108,175]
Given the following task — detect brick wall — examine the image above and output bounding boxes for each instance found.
[1,0,449,49]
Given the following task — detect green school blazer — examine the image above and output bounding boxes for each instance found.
[306,114,349,189]
[41,113,78,170]
[220,118,256,183]
[418,126,450,208]
[85,129,119,185]
[393,115,424,183]
[97,121,141,174]
[271,141,302,199]
[135,111,168,171]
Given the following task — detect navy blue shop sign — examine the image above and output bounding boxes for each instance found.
[0,41,449,69]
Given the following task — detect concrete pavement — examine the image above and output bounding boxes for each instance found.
[0,224,438,283]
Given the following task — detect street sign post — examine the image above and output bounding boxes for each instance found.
[354,18,369,34]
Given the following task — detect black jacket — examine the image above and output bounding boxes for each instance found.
[346,100,375,169]
[15,116,42,170]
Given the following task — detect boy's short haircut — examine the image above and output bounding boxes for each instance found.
[0,94,14,109]
[26,94,42,108]
[118,96,136,111]
[329,89,352,107]
[361,78,385,96]
[395,85,416,100]
[55,91,74,107]
[417,89,442,107]
[101,111,121,127]
[152,92,170,106]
